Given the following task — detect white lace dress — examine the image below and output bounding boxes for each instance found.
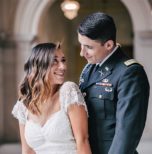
[12,81,87,154]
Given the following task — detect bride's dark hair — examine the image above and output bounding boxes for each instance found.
[19,42,61,115]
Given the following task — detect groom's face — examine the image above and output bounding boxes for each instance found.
[78,33,110,64]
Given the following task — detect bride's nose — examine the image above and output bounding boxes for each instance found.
[58,61,66,70]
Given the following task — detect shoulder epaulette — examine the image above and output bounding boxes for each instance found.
[124,59,140,66]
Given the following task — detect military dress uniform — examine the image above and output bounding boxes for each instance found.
[79,46,150,154]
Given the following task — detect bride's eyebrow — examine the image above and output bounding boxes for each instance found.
[53,56,66,62]
[54,55,66,59]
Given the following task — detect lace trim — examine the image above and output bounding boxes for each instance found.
[12,100,27,124]
[60,81,88,115]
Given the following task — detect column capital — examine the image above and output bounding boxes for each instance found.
[0,32,16,48]
[13,34,36,43]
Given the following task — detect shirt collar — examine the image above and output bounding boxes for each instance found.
[97,45,119,67]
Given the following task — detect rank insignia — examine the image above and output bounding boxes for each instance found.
[98,70,104,76]
[124,59,140,66]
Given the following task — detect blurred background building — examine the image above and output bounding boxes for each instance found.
[0,0,152,153]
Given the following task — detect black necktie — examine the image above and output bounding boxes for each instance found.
[92,64,99,74]
[89,64,99,82]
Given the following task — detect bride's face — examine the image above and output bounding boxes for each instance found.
[49,49,67,85]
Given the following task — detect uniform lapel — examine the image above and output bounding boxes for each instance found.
[86,64,113,88]
[80,47,122,90]
[79,64,94,90]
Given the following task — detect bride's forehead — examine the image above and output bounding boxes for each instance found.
[54,50,65,57]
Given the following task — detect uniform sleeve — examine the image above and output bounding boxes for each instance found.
[12,100,27,124]
[60,81,88,114]
[109,64,150,154]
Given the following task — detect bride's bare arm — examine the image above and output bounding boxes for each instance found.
[68,104,92,154]
[19,124,36,154]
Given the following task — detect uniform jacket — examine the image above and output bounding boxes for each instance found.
[79,47,150,154]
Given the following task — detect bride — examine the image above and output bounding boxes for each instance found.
[12,42,92,154]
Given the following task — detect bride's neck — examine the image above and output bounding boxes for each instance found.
[50,84,60,96]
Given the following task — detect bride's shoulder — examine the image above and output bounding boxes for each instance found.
[60,81,79,90]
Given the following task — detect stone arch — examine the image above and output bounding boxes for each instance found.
[14,0,152,38]
[14,0,56,38]
[121,0,152,31]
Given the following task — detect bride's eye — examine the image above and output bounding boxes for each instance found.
[61,58,66,63]
[53,58,58,64]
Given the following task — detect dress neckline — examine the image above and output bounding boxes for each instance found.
[27,109,63,128]
[26,87,63,128]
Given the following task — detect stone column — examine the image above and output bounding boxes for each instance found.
[134,30,152,140]
[0,32,17,141]
[0,34,34,142]
[9,35,34,141]
[0,34,4,141]
[15,35,34,85]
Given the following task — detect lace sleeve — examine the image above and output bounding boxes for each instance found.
[60,81,88,115]
[11,100,27,124]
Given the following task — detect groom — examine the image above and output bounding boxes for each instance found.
[78,12,150,154]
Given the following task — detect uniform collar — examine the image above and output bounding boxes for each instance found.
[97,45,119,67]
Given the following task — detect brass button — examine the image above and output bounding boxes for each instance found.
[83,92,86,97]
[99,95,102,99]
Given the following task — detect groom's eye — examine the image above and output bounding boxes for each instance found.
[86,45,93,49]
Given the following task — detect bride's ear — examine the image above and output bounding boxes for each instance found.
[104,40,114,50]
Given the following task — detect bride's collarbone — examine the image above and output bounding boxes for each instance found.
[28,98,61,124]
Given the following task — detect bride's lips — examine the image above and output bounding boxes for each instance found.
[54,72,65,79]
